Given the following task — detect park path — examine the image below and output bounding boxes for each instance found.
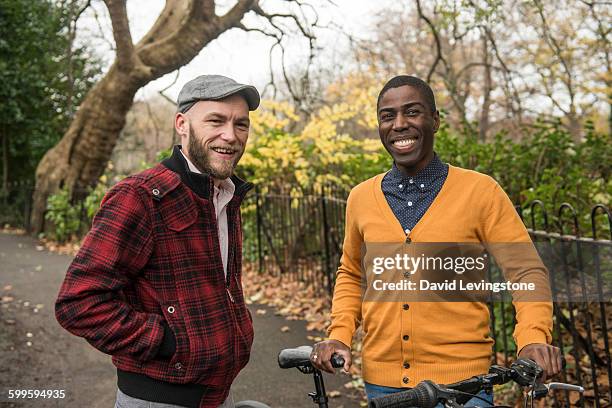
[0,232,358,408]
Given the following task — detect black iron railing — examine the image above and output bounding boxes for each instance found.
[242,188,611,407]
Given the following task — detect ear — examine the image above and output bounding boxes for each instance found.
[432,110,440,133]
[174,112,189,136]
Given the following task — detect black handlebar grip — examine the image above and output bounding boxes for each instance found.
[369,381,438,408]
[331,353,345,368]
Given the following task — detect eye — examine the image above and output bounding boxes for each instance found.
[380,113,394,121]
[405,109,420,116]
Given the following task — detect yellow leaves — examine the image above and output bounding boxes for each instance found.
[249,99,299,135]
[239,70,389,191]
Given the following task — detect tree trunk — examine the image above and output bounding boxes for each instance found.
[479,34,492,142]
[30,0,258,234]
[2,128,8,196]
[31,65,142,233]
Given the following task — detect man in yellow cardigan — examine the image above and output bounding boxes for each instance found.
[310,76,561,405]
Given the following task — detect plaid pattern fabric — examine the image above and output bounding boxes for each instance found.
[55,163,254,407]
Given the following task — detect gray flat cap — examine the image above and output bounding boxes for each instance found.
[177,74,260,113]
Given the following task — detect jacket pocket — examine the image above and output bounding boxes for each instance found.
[232,302,254,372]
[160,300,191,379]
[160,206,197,232]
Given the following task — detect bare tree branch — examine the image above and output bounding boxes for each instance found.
[157,69,181,105]
[217,0,259,31]
[533,0,576,109]
[103,0,136,71]
[90,3,115,51]
[415,0,449,83]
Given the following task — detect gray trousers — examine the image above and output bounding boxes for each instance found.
[115,389,235,408]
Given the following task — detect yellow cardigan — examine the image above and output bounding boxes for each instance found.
[327,165,553,388]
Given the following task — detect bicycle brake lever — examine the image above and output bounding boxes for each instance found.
[527,382,585,399]
[547,382,584,394]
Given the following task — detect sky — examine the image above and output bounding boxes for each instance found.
[77,0,380,103]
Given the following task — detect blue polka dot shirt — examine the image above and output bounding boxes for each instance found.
[381,154,449,236]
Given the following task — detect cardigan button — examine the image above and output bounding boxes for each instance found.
[403,335,409,341]
[403,376,409,384]
[403,362,410,369]
[403,304,410,310]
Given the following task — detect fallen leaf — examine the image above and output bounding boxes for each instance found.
[1,296,14,303]
[35,265,42,272]
[3,285,11,291]
[327,391,341,398]
[35,245,44,251]
[280,326,290,333]
[256,309,267,315]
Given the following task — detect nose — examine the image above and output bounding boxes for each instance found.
[219,123,238,142]
[392,115,409,131]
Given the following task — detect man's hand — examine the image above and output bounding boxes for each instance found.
[310,339,352,374]
[518,343,562,381]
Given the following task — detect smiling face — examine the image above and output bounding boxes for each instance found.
[378,85,440,176]
[175,95,250,181]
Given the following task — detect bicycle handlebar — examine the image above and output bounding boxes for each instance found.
[369,381,444,408]
[369,358,583,408]
[278,346,345,370]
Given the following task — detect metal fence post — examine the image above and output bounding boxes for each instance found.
[255,185,263,273]
[320,185,332,295]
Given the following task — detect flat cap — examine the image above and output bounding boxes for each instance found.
[177,74,260,113]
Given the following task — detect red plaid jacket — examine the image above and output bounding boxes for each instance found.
[55,147,254,407]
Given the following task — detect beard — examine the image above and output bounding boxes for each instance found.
[187,126,244,180]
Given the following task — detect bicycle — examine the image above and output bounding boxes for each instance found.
[368,358,584,408]
[235,345,345,408]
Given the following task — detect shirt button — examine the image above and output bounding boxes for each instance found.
[408,201,413,206]
[398,184,403,189]
[167,306,175,314]
[403,335,409,341]
[403,304,410,310]
[403,362,410,369]
[409,179,414,184]
[175,362,183,370]
[420,184,425,188]
[403,376,409,384]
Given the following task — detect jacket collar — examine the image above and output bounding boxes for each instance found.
[161,145,253,200]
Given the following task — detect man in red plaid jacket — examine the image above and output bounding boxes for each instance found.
[55,75,261,408]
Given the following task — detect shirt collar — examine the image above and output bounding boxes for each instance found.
[388,153,446,184]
